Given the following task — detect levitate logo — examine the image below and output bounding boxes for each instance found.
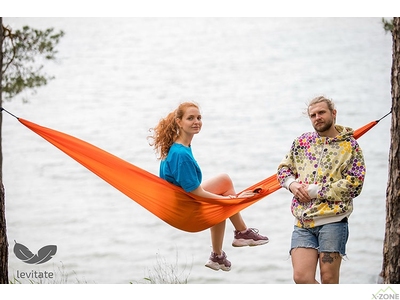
[13,240,57,264]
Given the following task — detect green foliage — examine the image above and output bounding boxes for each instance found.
[382,18,394,33]
[1,24,64,102]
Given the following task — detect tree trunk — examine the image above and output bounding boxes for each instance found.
[0,17,10,284]
[381,17,400,284]
[0,184,7,284]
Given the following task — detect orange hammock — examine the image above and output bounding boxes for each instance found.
[11,114,384,232]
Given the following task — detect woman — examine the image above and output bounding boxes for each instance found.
[148,101,269,271]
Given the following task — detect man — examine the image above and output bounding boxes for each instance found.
[277,96,366,284]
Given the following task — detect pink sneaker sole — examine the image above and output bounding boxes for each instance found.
[232,238,269,247]
[205,260,231,271]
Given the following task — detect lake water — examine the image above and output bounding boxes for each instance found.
[2,17,393,284]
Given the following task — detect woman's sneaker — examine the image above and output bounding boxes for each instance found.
[232,228,269,247]
[205,251,231,271]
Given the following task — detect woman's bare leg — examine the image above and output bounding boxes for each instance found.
[202,174,247,253]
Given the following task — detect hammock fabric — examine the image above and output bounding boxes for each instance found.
[17,118,379,233]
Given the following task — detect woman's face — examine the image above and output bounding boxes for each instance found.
[176,106,202,136]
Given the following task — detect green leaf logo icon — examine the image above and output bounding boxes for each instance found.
[13,240,57,264]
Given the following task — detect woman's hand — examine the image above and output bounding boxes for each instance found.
[236,190,256,198]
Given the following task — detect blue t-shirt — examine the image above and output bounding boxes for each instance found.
[159,143,202,192]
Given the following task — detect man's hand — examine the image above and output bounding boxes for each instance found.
[289,182,312,203]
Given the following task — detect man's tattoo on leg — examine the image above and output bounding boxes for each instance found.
[321,253,339,264]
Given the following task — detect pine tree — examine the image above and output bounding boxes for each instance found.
[0,17,64,284]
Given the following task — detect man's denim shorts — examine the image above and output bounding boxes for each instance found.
[290,218,349,257]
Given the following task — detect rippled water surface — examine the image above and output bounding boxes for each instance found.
[2,17,392,284]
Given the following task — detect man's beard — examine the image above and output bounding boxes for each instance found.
[313,119,334,134]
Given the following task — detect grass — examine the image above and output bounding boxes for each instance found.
[134,252,192,284]
[9,262,88,284]
[9,252,191,284]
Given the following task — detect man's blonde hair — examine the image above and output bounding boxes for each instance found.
[307,96,336,116]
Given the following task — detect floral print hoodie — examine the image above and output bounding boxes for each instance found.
[277,125,366,228]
